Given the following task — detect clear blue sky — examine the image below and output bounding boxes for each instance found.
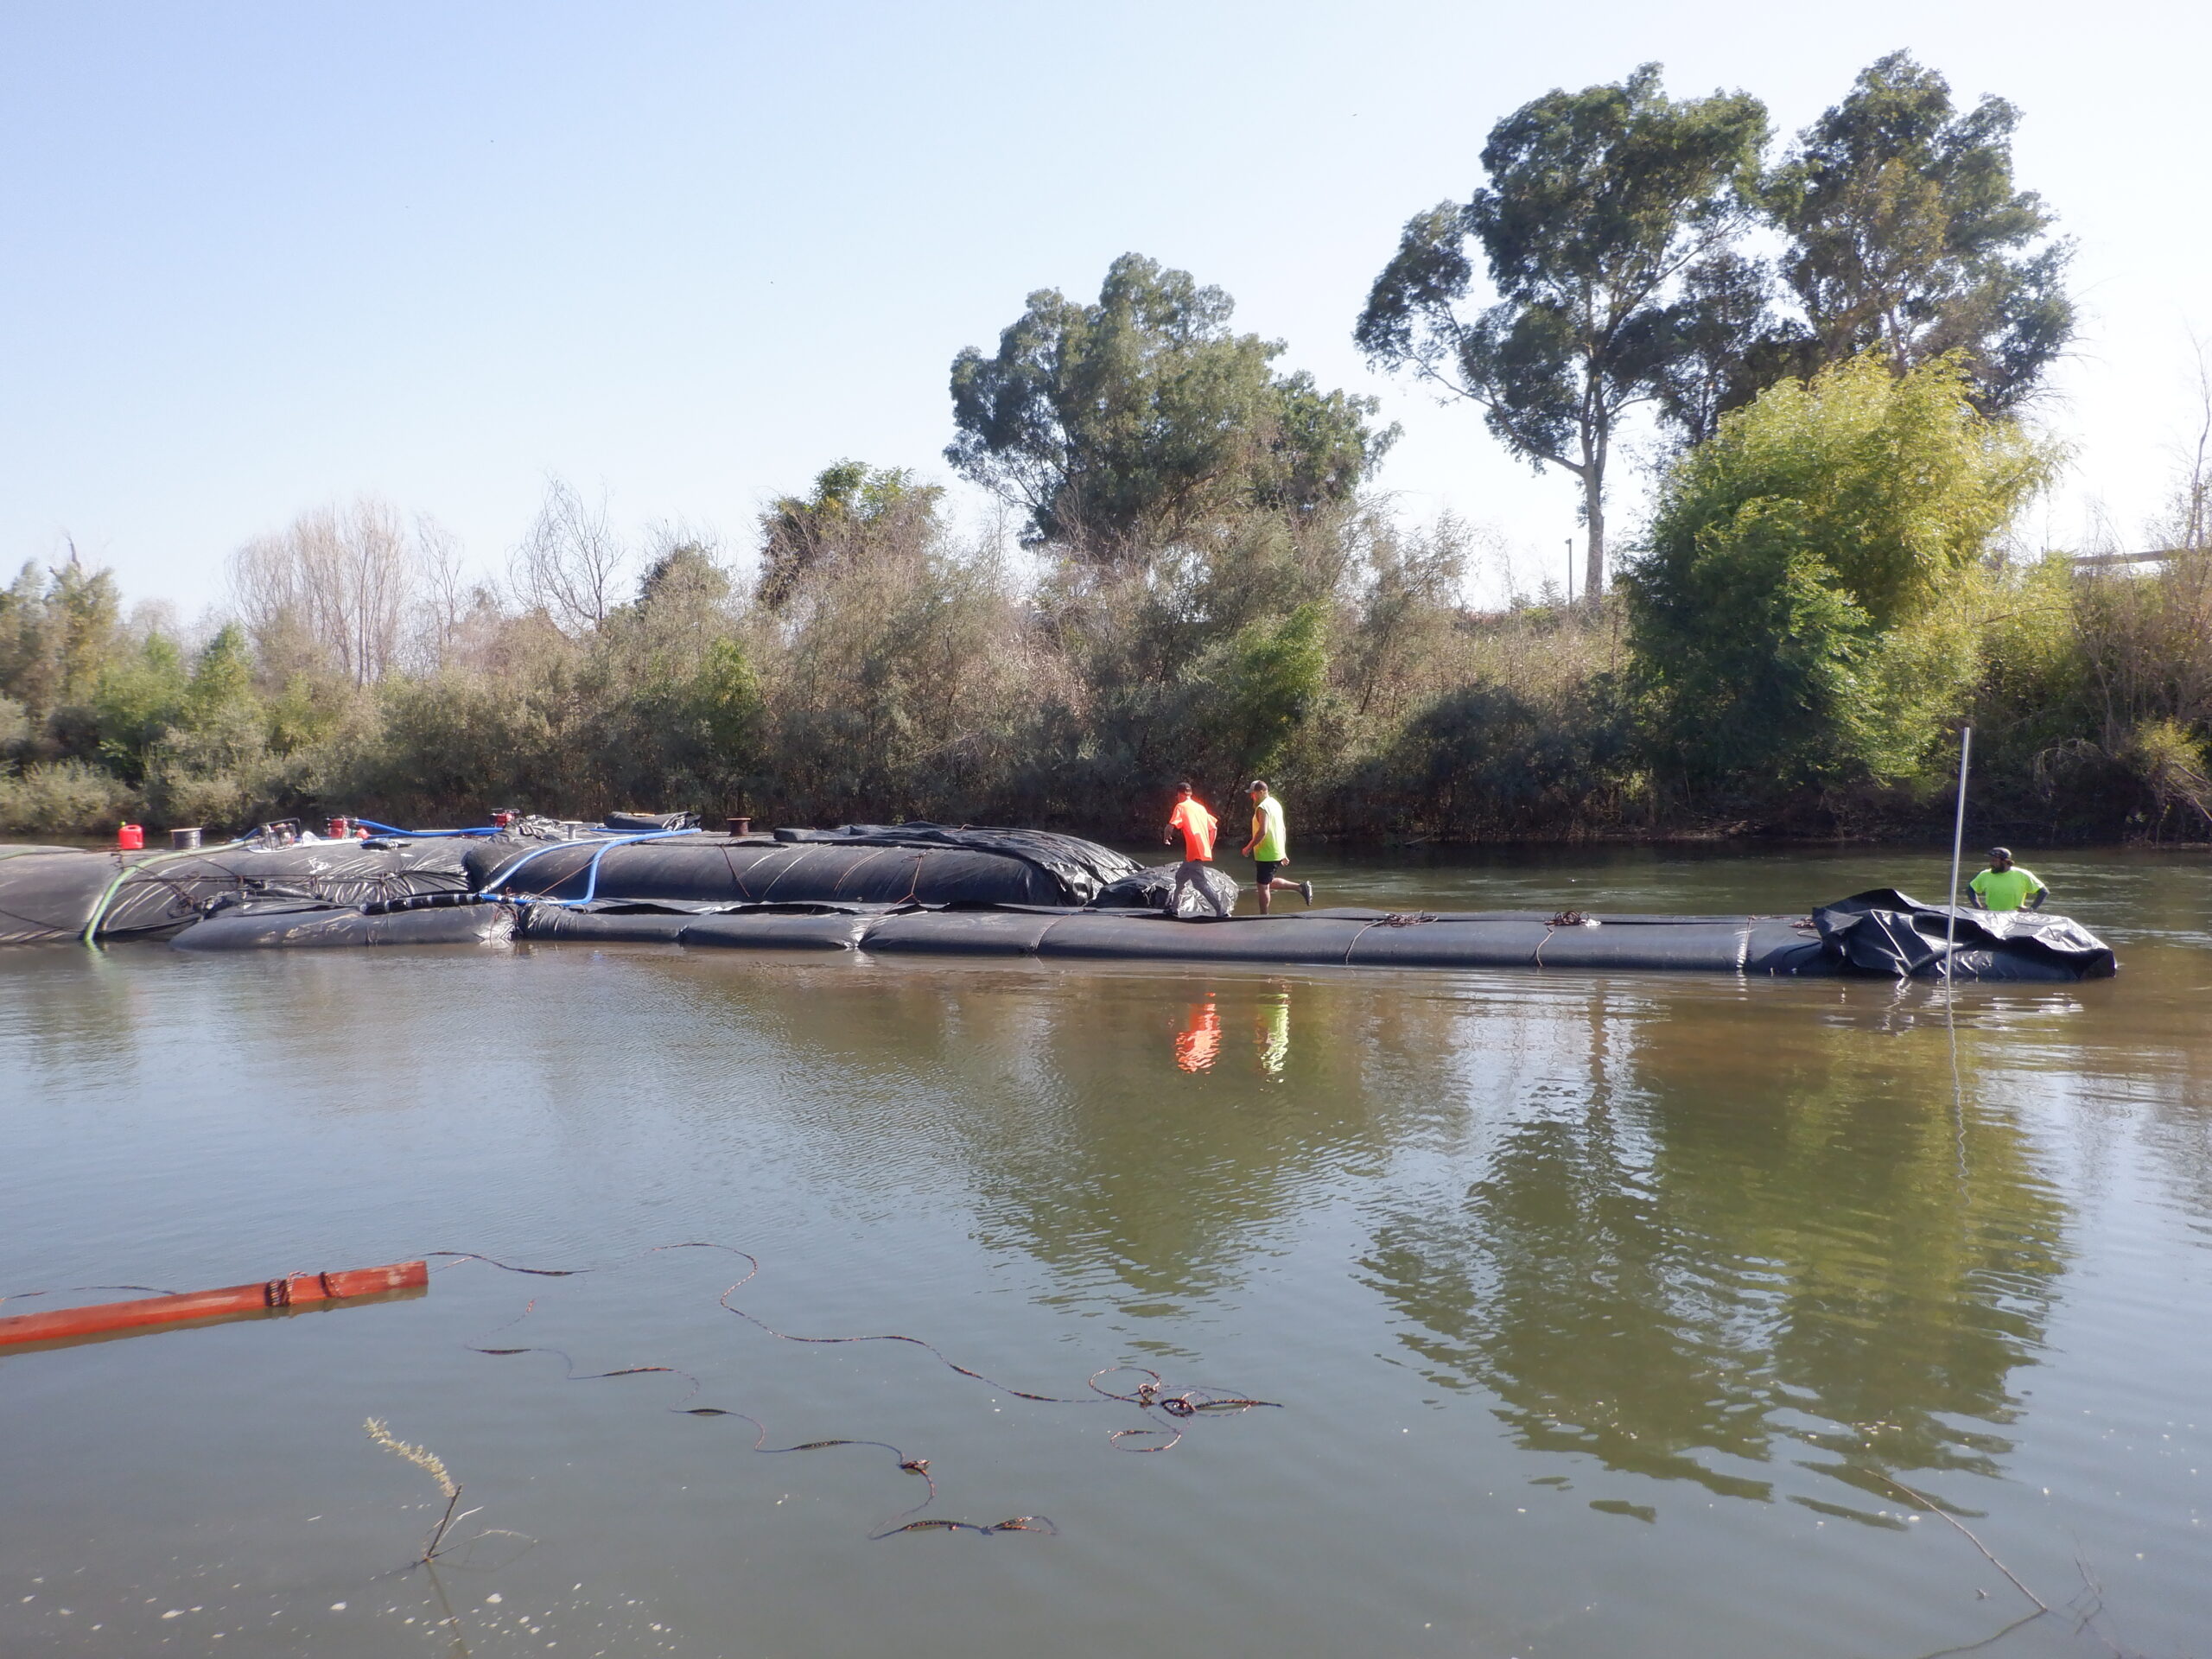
[3,1,2203,613]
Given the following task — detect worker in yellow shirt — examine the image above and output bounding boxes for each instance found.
[1967,847,2048,912]
[1239,779,1313,914]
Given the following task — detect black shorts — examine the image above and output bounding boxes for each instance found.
[1254,861,1282,885]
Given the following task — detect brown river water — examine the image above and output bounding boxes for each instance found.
[2,844,2208,1658]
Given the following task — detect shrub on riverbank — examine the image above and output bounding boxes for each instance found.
[3,365,2207,844]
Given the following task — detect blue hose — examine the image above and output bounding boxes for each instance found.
[479,829,701,904]
[353,819,503,838]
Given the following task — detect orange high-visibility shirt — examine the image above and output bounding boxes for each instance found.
[1168,798,1218,861]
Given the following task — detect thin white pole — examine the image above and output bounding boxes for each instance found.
[1944,726,1974,984]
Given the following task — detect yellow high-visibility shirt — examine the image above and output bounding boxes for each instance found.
[1249,796,1287,862]
[1969,866,2045,911]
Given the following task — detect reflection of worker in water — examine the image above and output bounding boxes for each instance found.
[1257,989,1290,1077]
[1174,999,1222,1072]
[1164,781,1230,918]
[1968,846,2049,912]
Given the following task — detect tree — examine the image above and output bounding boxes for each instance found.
[90,633,189,784]
[950,253,1387,560]
[233,499,416,685]
[1357,65,1768,601]
[1651,251,1788,447]
[0,550,121,721]
[512,479,626,635]
[1623,354,2053,801]
[755,462,942,610]
[1765,52,2072,412]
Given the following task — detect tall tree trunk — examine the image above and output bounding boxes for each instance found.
[1581,429,1607,604]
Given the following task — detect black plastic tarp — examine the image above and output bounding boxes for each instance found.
[1813,888,2118,980]
[767,823,1138,905]
[1093,861,1242,920]
[0,840,475,944]
[465,835,1088,908]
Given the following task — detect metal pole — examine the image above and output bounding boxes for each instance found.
[1566,538,1574,607]
[1944,726,1973,984]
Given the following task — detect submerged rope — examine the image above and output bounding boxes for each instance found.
[432,1244,1277,1537]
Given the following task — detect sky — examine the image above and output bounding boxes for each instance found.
[2,1,2205,615]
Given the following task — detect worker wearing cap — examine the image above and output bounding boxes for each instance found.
[1968,847,2048,912]
[1239,779,1313,914]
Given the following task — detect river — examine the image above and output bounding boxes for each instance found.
[2,844,2207,1658]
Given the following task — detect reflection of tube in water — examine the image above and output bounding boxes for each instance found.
[1174,1000,1222,1073]
[1258,990,1290,1077]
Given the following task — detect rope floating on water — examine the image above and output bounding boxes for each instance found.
[434,1243,1279,1536]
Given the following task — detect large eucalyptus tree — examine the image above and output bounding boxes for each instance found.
[1766,51,2073,414]
[1356,65,1767,601]
[950,253,1386,563]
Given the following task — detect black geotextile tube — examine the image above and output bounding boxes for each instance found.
[467,836,1077,907]
[0,849,123,944]
[507,903,2107,980]
[0,841,480,944]
[766,823,1140,905]
[170,901,517,950]
[143,894,2121,979]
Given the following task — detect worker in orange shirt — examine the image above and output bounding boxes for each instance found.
[1165,780,1231,918]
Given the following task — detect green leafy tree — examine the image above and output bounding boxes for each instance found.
[0,553,122,721]
[1623,354,2052,802]
[182,624,259,728]
[951,253,1387,560]
[1765,52,2072,412]
[1357,65,1768,600]
[90,634,191,784]
[756,463,942,609]
[1215,601,1329,779]
[1651,251,1790,446]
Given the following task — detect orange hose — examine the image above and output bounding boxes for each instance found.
[0,1261,429,1347]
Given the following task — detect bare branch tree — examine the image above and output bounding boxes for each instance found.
[512,478,626,634]
[413,513,475,671]
[231,498,417,686]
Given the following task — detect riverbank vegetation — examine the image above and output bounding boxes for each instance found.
[3,55,2207,845]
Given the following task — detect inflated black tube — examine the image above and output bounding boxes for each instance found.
[127,884,2115,980]
[1337,916,1560,969]
[0,850,124,944]
[1037,912,1373,965]
[677,912,873,950]
[467,838,1069,908]
[857,910,1062,956]
[172,902,516,950]
[518,906,696,944]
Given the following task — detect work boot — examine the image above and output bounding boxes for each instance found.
[1298,880,1314,907]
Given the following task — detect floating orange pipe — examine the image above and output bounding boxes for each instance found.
[0,1261,429,1349]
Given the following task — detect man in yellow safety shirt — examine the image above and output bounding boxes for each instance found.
[1967,847,2048,912]
[1239,779,1313,914]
